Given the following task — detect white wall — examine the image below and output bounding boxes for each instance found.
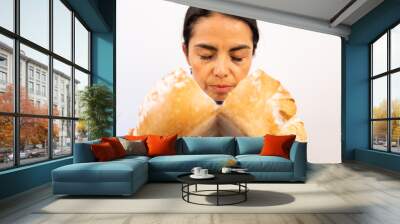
[116,0,341,163]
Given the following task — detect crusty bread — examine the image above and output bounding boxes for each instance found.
[220,69,306,142]
[134,68,219,136]
[134,68,307,142]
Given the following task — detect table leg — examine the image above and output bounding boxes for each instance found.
[217,184,219,206]
[245,183,247,201]
[195,184,197,192]
[187,184,190,202]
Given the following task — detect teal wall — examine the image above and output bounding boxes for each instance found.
[91,0,116,135]
[91,32,115,135]
[0,158,72,199]
[343,0,400,171]
[0,0,116,200]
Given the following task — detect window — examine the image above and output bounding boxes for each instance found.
[75,18,89,69]
[0,71,6,85]
[41,73,46,83]
[35,70,40,81]
[53,0,72,60]
[0,34,13,113]
[28,81,34,94]
[53,59,71,117]
[20,0,49,49]
[371,23,400,154]
[28,67,34,80]
[0,116,13,170]
[0,55,7,67]
[74,69,89,118]
[53,119,72,158]
[0,0,91,170]
[0,0,13,32]
[42,85,46,97]
[36,83,40,95]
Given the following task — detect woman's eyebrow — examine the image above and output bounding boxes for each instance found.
[229,45,251,52]
[195,43,217,51]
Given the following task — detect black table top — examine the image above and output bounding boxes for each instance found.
[177,172,255,185]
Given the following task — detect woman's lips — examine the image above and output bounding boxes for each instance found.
[209,85,234,94]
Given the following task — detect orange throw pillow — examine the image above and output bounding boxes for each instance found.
[124,135,148,141]
[101,137,127,158]
[260,134,296,159]
[91,142,117,161]
[146,134,177,157]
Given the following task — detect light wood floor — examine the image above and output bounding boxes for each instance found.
[1,162,400,224]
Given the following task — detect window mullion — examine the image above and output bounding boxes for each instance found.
[71,10,76,155]
[48,0,54,160]
[388,30,391,152]
[13,0,20,167]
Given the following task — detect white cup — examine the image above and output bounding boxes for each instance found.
[191,167,202,176]
[221,167,232,174]
[200,169,208,176]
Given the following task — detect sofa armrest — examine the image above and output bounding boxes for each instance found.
[73,140,100,163]
[289,141,307,181]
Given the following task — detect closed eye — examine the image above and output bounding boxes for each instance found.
[231,56,243,62]
[200,55,213,60]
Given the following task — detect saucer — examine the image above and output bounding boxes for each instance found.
[190,174,215,179]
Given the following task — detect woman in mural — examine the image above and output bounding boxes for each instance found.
[132,7,307,142]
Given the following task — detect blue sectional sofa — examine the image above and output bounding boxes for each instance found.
[52,137,307,196]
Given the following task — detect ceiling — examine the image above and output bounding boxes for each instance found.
[166,0,384,38]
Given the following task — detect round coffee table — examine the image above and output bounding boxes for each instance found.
[177,172,255,206]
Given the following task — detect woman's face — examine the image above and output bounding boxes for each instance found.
[183,13,254,101]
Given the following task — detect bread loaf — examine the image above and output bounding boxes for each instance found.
[134,68,219,136]
[134,68,307,142]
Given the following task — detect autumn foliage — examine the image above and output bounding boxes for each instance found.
[372,99,400,142]
[0,84,59,150]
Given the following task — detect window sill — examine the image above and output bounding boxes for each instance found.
[0,156,72,176]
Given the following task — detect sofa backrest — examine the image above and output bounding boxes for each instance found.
[235,137,264,155]
[177,137,236,155]
[73,139,100,163]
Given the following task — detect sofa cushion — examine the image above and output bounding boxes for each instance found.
[146,134,177,157]
[101,137,127,158]
[118,138,147,156]
[91,142,118,161]
[236,155,293,172]
[148,154,235,172]
[52,158,147,183]
[178,137,235,155]
[259,134,296,159]
[236,137,263,155]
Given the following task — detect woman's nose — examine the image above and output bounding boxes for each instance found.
[213,58,229,78]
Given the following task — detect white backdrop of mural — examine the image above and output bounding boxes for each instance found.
[116,0,341,163]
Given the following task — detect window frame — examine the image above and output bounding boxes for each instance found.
[0,0,92,171]
[370,20,400,154]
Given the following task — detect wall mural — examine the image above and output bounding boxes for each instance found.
[127,7,307,142]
